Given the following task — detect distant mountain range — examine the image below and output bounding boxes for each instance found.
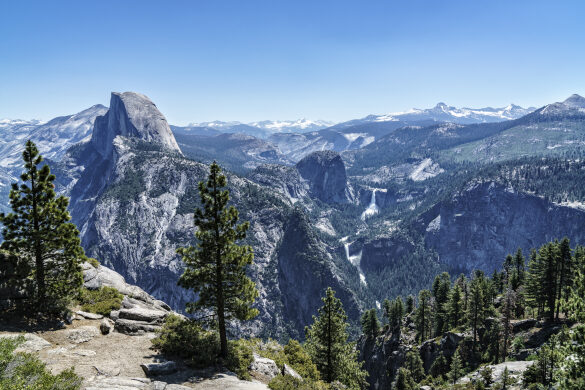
[333,102,535,129]
[171,102,535,139]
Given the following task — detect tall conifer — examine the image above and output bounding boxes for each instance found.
[0,140,83,312]
[177,162,258,358]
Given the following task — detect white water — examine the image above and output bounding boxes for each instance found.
[341,237,367,286]
[361,189,379,221]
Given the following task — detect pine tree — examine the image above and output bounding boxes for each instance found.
[513,248,525,287]
[305,287,367,389]
[385,296,404,337]
[432,272,451,336]
[468,273,485,351]
[448,348,464,384]
[415,289,432,342]
[405,295,415,314]
[361,308,379,339]
[501,287,516,361]
[403,350,425,383]
[394,368,416,390]
[542,242,560,321]
[446,283,463,330]
[556,237,571,320]
[177,162,258,358]
[383,298,392,325]
[0,140,84,312]
[559,249,585,388]
[525,249,545,318]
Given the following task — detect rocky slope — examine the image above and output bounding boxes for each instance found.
[419,181,585,273]
[49,92,365,339]
[0,263,274,390]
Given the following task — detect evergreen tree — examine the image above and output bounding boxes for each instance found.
[513,248,525,288]
[525,249,545,318]
[448,348,464,385]
[500,287,516,361]
[556,237,572,320]
[559,249,585,388]
[432,272,451,336]
[415,289,432,342]
[485,317,502,364]
[542,242,560,320]
[388,297,404,336]
[305,287,367,389]
[0,140,84,312]
[361,308,379,339]
[468,273,485,351]
[504,254,513,283]
[177,162,258,358]
[394,368,416,390]
[403,351,425,383]
[382,298,392,325]
[446,283,463,330]
[405,295,415,314]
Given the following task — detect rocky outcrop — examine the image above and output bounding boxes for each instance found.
[421,181,585,273]
[91,92,180,159]
[82,262,172,335]
[358,332,406,390]
[248,164,308,202]
[360,235,415,273]
[295,151,353,203]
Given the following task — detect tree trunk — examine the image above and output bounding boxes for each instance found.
[213,172,227,359]
[30,167,45,306]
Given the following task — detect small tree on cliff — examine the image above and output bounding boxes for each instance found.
[177,162,258,358]
[305,287,368,389]
[0,140,84,312]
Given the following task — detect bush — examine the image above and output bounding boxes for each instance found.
[152,315,254,380]
[268,375,330,390]
[0,336,82,389]
[283,339,320,381]
[226,339,254,380]
[87,258,100,268]
[151,315,219,367]
[511,336,524,353]
[78,286,123,315]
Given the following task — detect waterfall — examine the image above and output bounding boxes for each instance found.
[361,189,379,220]
[340,237,367,286]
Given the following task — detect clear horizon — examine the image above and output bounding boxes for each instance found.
[1,1,584,125]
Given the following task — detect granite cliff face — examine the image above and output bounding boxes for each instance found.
[296,151,353,204]
[51,92,365,339]
[421,181,585,273]
[90,92,180,159]
[277,210,361,338]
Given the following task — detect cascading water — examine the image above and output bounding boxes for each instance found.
[361,189,379,220]
[341,236,367,286]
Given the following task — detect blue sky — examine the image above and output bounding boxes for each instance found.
[1,0,584,124]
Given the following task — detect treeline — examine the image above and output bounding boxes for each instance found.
[361,238,585,389]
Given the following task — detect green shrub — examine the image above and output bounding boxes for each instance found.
[283,340,320,381]
[226,339,254,380]
[152,315,220,367]
[0,336,82,389]
[268,375,330,390]
[87,258,100,268]
[511,336,525,353]
[78,286,123,315]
